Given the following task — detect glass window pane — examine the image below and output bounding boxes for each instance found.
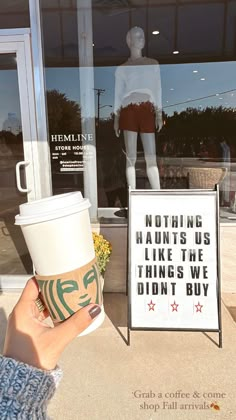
[0,1,29,29]
[0,54,32,274]
[161,61,236,214]
[40,0,236,220]
[178,3,224,55]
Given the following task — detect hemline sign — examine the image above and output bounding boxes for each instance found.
[50,133,94,173]
[128,188,222,346]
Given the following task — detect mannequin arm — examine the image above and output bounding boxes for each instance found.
[153,62,162,132]
[155,109,163,132]
[114,114,120,138]
[114,66,125,138]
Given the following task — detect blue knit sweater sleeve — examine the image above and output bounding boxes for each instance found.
[0,355,62,419]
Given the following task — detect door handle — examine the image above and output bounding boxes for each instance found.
[16,161,31,193]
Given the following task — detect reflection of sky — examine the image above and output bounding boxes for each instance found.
[1,61,236,130]
[45,61,236,120]
[162,62,236,115]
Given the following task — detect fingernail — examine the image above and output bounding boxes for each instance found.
[89,305,101,319]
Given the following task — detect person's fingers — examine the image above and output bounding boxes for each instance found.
[51,304,102,346]
[38,291,45,303]
[19,277,39,302]
[36,306,50,321]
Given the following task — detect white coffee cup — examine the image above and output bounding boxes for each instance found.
[15,192,105,335]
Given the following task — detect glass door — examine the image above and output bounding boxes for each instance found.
[0,33,38,285]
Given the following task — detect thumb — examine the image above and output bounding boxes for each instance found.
[53,304,102,345]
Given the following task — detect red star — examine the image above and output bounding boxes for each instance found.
[195,302,203,313]
[171,301,179,312]
[148,300,156,311]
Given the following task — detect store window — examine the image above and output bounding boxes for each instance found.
[0,1,29,29]
[41,0,236,220]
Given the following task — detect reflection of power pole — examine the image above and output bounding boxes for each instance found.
[94,88,105,130]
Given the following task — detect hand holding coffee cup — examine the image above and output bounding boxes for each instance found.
[3,277,102,370]
[15,192,105,335]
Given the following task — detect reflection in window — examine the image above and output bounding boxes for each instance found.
[41,0,236,219]
[0,1,29,29]
[45,71,84,196]
[0,54,32,274]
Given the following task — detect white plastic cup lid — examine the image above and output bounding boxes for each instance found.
[15,192,91,225]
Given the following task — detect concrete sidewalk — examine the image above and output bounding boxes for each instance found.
[0,292,236,420]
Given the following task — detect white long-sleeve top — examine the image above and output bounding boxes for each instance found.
[114,56,162,114]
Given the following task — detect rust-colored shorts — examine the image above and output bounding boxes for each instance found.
[119,101,155,133]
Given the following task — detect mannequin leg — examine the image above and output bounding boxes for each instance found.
[124,130,138,189]
[140,133,160,189]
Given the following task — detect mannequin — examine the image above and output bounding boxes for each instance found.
[114,26,162,189]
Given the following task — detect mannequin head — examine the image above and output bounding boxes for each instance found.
[126,26,145,52]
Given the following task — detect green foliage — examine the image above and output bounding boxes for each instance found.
[46,89,81,134]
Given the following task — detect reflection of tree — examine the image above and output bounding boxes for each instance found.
[46,90,82,195]
[46,90,81,133]
[2,113,21,135]
[0,130,23,157]
[97,114,117,147]
[164,107,236,137]
[89,106,236,160]
[96,114,127,207]
[161,106,236,157]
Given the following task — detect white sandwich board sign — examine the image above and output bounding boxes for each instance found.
[128,189,222,345]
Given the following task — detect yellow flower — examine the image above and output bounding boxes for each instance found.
[92,232,112,275]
